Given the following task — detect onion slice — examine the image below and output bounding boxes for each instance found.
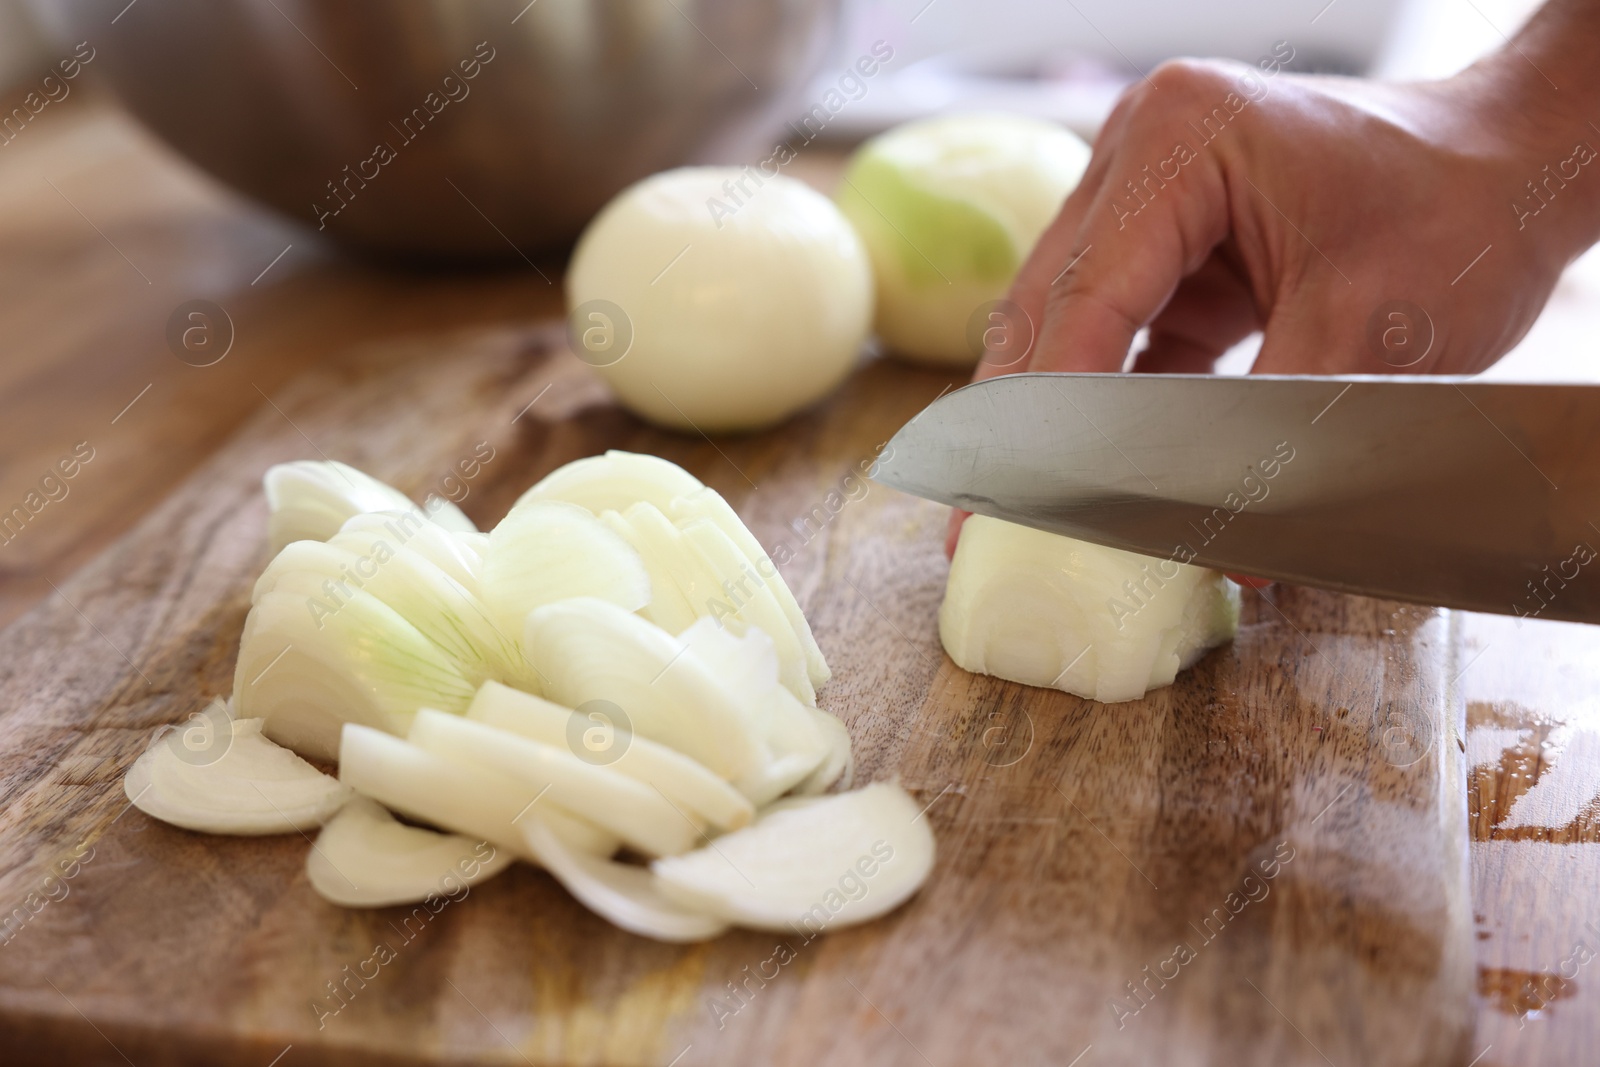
[679,519,815,706]
[520,819,728,943]
[264,460,475,555]
[792,708,853,796]
[480,501,652,646]
[525,598,771,783]
[670,486,830,691]
[336,511,483,592]
[518,451,829,690]
[651,783,934,932]
[599,503,704,636]
[407,709,702,858]
[323,531,526,687]
[468,681,754,830]
[253,536,520,690]
[679,618,826,805]
[235,584,476,761]
[338,724,617,862]
[125,712,351,835]
[307,796,512,907]
[515,450,705,514]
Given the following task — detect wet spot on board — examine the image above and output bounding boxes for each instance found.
[1465,701,1600,843]
[1477,967,1576,1017]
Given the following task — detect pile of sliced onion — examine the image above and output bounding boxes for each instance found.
[126,453,933,941]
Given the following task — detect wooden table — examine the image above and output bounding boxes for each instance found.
[2,91,1598,1067]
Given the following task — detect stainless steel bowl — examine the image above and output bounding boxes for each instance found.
[32,0,842,260]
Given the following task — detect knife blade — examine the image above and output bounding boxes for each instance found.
[872,373,1600,624]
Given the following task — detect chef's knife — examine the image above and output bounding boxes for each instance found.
[872,374,1600,624]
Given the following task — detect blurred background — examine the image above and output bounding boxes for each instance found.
[0,0,1550,122]
[0,0,1552,259]
[0,0,1587,623]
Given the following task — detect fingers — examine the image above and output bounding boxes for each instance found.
[1249,300,1365,375]
[1132,337,1224,376]
[961,62,1270,554]
[1131,251,1262,374]
[1026,63,1240,375]
[945,508,968,560]
[974,89,1144,385]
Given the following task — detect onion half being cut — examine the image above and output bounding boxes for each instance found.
[941,516,1239,702]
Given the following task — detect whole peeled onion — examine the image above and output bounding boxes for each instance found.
[567,167,874,433]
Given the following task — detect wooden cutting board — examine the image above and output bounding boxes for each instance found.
[0,324,1472,1067]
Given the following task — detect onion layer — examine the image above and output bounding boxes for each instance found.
[337,724,617,862]
[481,500,652,651]
[125,711,351,835]
[264,460,475,554]
[468,681,754,830]
[525,598,772,785]
[307,796,512,907]
[521,819,728,943]
[407,709,702,858]
[941,516,1239,702]
[235,583,476,762]
[651,783,934,932]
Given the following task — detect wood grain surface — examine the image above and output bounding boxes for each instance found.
[0,92,1595,1067]
[1457,614,1600,1066]
[0,313,1476,1066]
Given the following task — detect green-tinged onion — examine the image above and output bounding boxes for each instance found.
[234,583,476,761]
[835,114,1091,366]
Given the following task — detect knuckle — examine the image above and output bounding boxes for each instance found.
[1098,85,1145,136]
[1146,57,1233,98]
